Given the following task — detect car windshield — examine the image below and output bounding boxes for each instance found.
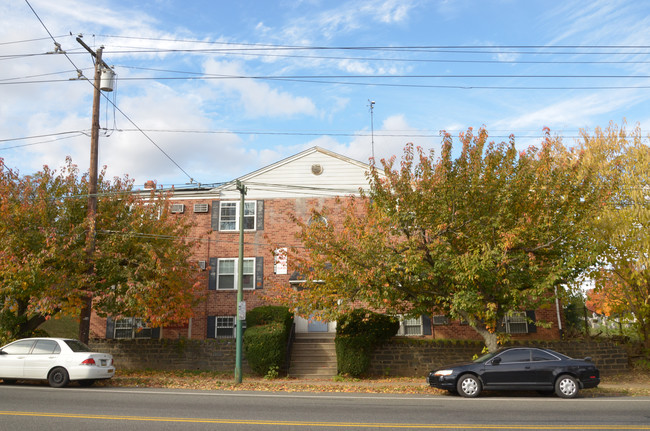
[473,351,499,363]
[64,339,92,352]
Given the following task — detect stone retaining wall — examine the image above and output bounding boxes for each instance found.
[90,337,628,377]
[89,338,250,373]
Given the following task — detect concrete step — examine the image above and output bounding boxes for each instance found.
[289,332,337,378]
[296,332,336,342]
[291,350,336,362]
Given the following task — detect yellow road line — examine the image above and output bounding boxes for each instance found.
[0,411,648,429]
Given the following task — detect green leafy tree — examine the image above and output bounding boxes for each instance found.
[270,128,609,352]
[0,158,203,341]
[586,124,650,346]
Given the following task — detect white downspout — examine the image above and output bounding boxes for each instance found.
[554,286,563,336]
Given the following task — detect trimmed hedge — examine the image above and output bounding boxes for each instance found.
[246,305,293,329]
[243,306,293,376]
[335,309,399,377]
[243,322,288,375]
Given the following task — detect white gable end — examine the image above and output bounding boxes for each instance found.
[216,147,377,199]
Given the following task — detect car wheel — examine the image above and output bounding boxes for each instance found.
[457,374,482,398]
[78,379,96,387]
[48,367,70,388]
[555,375,579,398]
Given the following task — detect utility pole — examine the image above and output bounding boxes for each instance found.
[235,180,247,383]
[76,37,113,344]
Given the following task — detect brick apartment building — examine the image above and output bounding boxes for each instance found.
[90,147,565,342]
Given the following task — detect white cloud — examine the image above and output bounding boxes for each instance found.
[305,114,437,164]
[202,59,317,118]
[267,0,418,43]
[34,0,157,34]
[362,0,414,24]
[543,0,650,73]
[493,90,646,132]
[98,82,251,185]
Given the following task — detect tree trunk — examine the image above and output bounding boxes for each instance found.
[18,314,47,339]
[641,319,650,349]
[472,324,499,353]
[457,311,499,352]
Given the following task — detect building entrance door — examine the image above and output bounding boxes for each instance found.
[307,316,328,332]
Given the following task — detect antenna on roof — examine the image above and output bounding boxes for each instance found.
[368,100,375,164]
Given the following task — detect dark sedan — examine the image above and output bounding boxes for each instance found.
[427,347,600,398]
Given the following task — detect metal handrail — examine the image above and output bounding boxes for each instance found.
[284,322,296,376]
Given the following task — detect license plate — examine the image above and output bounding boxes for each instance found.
[100,359,107,366]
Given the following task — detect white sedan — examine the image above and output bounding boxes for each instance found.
[0,337,115,387]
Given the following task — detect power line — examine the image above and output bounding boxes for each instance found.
[0,130,89,143]
[106,48,650,65]
[93,35,650,53]
[0,132,88,151]
[107,73,650,80]
[5,47,650,67]
[0,68,92,82]
[4,76,650,91]
[107,127,592,140]
[7,72,650,82]
[86,45,650,56]
[3,126,648,149]
[22,1,80,69]
[0,34,71,46]
[21,0,198,185]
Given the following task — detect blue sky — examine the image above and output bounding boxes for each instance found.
[1,0,649,188]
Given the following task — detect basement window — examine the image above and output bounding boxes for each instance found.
[114,317,152,339]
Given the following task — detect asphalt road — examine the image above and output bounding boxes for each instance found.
[1,384,650,430]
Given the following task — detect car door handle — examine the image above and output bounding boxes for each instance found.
[525,366,531,369]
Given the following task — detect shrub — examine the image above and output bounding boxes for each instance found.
[335,309,399,377]
[243,306,293,376]
[243,322,288,375]
[336,334,374,376]
[246,305,293,329]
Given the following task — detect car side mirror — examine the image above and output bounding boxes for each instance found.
[584,356,592,362]
[0,350,6,355]
[491,357,501,365]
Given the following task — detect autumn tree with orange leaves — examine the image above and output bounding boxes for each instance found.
[270,127,610,352]
[0,158,202,341]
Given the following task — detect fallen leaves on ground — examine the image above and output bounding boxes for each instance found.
[96,369,650,397]
[104,370,438,394]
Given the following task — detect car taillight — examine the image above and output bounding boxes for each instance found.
[80,358,96,366]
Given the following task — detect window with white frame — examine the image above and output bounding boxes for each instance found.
[398,316,423,336]
[114,317,152,339]
[219,201,256,231]
[217,258,255,290]
[502,312,528,334]
[216,316,236,338]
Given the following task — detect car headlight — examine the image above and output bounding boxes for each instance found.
[434,369,453,376]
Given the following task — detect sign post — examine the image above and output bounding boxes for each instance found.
[235,180,247,384]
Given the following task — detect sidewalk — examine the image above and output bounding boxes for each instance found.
[108,370,650,396]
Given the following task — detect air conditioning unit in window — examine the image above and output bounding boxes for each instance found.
[198,260,207,270]
[170,204,185,213]
[432,315,449,325]
[193,203,209,213]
